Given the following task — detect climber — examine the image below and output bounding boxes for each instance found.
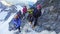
[22,6,27,20]
[32,4,42,28]
[27,7,34,25]
[12,11,22,32]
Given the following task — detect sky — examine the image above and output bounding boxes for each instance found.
[0,0,37,6]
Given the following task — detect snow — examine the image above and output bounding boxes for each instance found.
[0,21,4,26]
[41,8,45,15]
[16,5,22,11]
[58,32,60,34]
[0,13,16,34]
[16,5,23,14]
[4,0,37,5]
[0,11,9,21]
[4,7,10,10]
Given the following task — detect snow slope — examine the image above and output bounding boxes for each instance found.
[0,11,9,21]
[0,13,16,34]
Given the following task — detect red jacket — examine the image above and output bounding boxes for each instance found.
[23,7,27,14]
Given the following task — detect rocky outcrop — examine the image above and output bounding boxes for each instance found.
[34,0,60,33]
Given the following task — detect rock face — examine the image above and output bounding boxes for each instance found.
[34,0,60,33]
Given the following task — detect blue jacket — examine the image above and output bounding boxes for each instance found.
[13,17,21,28]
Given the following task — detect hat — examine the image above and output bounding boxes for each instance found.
[37,4,42,9]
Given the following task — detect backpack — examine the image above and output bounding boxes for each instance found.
[23,7,27,14]
[28,9,33,14]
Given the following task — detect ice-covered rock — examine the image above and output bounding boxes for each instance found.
[34,0,60,33]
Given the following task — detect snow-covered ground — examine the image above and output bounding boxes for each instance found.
[16,5,23,14]
[0,11,9,21]
[0,13,16,34]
